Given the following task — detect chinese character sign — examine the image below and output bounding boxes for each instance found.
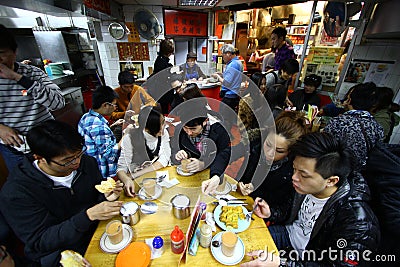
[164,9,208,37]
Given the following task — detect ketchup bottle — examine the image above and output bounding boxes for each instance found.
[170,225,185,254]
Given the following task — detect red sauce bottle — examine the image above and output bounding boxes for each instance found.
[170,225,185,254]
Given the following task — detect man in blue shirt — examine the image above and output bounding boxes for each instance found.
[212,44,243,133]
[78,86,120,178]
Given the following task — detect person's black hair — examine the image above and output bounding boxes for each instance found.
[0,25,17,52]
[304,74,322,88]
[178,103,208,127]
[92,86,119,109]
[265,84,287,109]
[272,27,287,39]
[290,132,353,186]
[180,83,204,100]
[118,70,135,85]
[250,72,266,89]
[138,106,163,137]
[159,39,174,56]
[280,58,299,75]
[349,82,377,111]
[26,120,83,163]
[185,117,207,127]
[372,86,394,113]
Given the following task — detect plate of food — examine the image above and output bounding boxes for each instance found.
[213,205,250,233]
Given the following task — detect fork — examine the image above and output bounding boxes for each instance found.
[246,201,259,221]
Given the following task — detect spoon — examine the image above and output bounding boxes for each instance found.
[207,194,228,206]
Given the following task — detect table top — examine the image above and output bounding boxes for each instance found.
[84,166,277,267]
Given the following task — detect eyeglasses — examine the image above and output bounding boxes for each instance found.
[0,246,8,264]
[50,147,87,167]
[106,102,118,108]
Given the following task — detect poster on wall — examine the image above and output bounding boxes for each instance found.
[345,60,395,85]
[164,9,208,37]
[344,61,371,83]
[364,62,394,86]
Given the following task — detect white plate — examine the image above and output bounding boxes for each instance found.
[215,182,232,195]
[100,224,133,254]
[138,184,162,200]
[213,205,251,233]
[176,165,194,176]
[211,232,245,265]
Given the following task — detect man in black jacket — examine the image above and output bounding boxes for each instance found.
[0,121,123,267]
[171,105,230,194]
[242,132,380,267]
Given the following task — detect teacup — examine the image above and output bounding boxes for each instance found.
[221,231,237,257]
[106,220,123,244]
[181,159,191,173]
[142,178,156,197]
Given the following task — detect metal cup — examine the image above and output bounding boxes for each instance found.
[120,202,140,226]
[171,194,191,219]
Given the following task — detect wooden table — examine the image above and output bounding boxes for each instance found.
[85,166,277,266]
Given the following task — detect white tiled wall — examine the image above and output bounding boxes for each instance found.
[339,44,400,144]
[96,5,164,88]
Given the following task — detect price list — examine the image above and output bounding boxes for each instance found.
[117,42,150,61]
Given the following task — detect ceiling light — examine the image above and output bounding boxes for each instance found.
[179,0,218,7]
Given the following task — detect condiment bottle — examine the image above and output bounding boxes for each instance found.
[199,202,207,220]
[199,224,212,248]
[152,236,164,255]
[170,225,185,254]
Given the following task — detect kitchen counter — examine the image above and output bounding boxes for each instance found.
[49,74,74,86]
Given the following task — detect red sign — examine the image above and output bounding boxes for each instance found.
[164,9,208,37]
[84,0,111,15]
[117,42,150,61]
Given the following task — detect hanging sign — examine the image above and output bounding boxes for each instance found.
[164,9,208,37]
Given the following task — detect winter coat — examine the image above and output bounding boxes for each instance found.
[171,122,230,178]
[284,172,380,266]
[0,155,105,267]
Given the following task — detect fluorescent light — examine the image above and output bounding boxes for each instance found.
[179,0,218,7]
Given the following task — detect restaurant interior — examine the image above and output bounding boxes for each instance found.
[0,0,400,266]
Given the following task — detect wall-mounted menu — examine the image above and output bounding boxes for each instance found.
[117,42,150,61]
[125,22,140,43]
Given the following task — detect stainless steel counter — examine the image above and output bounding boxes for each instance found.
[52,86,85,127]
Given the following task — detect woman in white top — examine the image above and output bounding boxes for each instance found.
[117,106,171,196]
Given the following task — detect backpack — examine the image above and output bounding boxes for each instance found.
[265,70,288,91]
[362,142,400,236]
[357,118,400,236]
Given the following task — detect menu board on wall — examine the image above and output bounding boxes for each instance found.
[125,22,141,43]
[164,9,208,37]
[117,42,150,61]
